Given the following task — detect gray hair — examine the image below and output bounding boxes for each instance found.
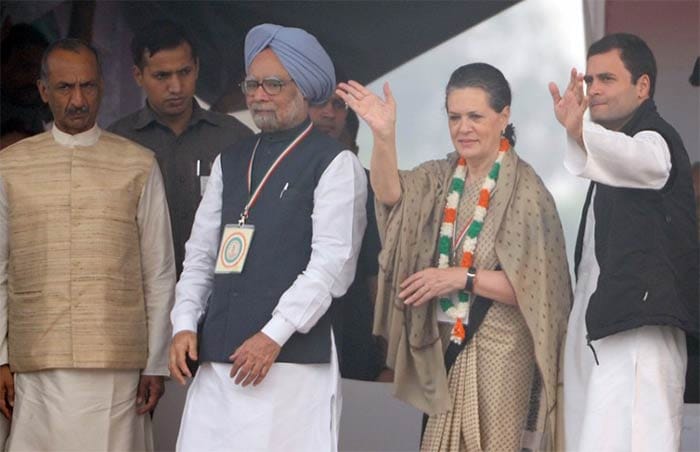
[40,38,102,83]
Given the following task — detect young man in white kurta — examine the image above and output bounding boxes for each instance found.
[562,122,686,451]
[550,33,695,451]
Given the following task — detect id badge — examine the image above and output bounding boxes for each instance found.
[215,224,255,274]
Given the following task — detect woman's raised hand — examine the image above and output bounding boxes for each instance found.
[336,81,396,141]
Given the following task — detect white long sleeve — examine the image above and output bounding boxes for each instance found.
[564,121,671,189]
[261,151,367,345]
[137,163,177,376]
[171,151,367,347]
[170,155,224,334]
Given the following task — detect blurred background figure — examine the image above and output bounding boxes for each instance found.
[1,23,51,139]
[109,20,252,278]
[310,71,386,382]
[0,119,36,150]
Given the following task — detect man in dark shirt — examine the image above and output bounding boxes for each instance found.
[109,20,252,276]
[310,79,385,381]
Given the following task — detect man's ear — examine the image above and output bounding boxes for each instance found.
[37,79,49,104]
[636,73,651,99]
[133,65,144,87]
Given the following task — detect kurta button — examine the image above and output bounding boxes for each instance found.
[665,215,671,223]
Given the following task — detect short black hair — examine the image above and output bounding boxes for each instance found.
[131,20,197,69]
[1,23,49,65]
[40,38,101,82]
[588,33,657,98]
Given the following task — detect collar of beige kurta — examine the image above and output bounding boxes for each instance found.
[51,123,101,147]
[374,148,572,448]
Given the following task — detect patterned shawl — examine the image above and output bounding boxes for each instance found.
[374,148,572,449]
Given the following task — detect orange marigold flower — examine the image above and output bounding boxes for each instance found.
[452,318,466,341]
[499,137,510,152]
[461,252,473,268]
[478,189,490,207]
[443,208,457,223]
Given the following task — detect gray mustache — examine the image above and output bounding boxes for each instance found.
[66,106,89,115]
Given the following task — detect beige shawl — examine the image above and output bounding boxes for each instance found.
[374,149,572,448]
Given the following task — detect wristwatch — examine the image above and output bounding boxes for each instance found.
[465,266,477,293]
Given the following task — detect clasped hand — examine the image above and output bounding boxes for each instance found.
[399,267,467,307]
[228,332,281,387]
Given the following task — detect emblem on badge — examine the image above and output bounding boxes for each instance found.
[215,224,255,274]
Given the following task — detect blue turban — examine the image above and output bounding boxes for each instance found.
[244,23,335,105]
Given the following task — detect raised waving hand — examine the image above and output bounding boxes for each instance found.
[336,81,396,141]
[549,67,588,147]
[337,80,402,205]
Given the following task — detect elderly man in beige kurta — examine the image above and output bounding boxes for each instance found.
[0,38,174,451]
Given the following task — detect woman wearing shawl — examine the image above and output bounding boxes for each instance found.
[337,63,572,451]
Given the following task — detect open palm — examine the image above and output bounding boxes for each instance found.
[549,67,588,141]
[336,80,396,141]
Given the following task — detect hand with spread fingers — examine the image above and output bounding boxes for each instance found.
[136,375,165,415]
[229,332,281,387]
[336,81,396,141]
[399,267,467,307]
[337,80,402,206]
[169,330,198,385]
[0,364,14,420]
[549,67,588,147]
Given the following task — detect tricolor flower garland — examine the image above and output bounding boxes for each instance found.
[437,137,510,344]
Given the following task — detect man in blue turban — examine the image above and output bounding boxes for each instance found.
[244,23,336,106]
[169,23,367,451]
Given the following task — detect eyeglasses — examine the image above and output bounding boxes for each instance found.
[240,77,293,96]
[314,98,348,112]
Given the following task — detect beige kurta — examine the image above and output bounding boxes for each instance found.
[0,125,175,451]
[375,149,572,450]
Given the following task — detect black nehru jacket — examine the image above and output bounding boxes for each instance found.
[198,119,345,364]
[575,99,699,341]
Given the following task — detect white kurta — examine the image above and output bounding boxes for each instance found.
[171,150,367,452]
[562,121,688,452]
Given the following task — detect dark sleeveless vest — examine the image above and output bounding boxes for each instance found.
[574,99,699,340]
[198,119,344,363]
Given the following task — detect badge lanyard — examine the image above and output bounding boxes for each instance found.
[215,123,313,274]
[452,216,473,261]
[239,122,313,225]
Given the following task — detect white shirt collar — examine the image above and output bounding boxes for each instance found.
[51,123,101,147]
